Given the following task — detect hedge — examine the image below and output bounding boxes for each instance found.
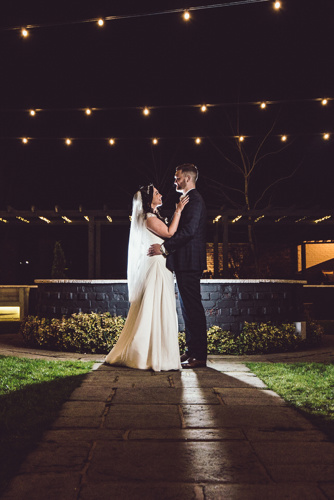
[20,313,323,355]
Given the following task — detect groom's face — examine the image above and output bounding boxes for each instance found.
[174,170,187,193]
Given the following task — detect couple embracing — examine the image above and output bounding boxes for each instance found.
[105,164,207,371]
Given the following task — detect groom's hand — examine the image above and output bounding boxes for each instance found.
[148,244,162,257]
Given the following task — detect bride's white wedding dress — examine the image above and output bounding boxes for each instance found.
[105,213,181,371]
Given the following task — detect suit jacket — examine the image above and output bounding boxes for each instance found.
[164,189,207,272]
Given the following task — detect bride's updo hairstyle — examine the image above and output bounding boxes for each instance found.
[139,184,154,217]
[138,183,165,221]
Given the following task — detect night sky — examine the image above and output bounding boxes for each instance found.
[1,0,333,213]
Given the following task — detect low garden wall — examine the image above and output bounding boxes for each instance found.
[34,279,306,334]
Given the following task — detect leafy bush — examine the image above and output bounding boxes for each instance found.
[237,322,301,354]
[20,313,323,355]
[306,320,324,346]
[20,313,126,354]
[207,326,239,355]
[178,331,186,353]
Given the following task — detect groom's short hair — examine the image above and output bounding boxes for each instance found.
[176,163,198,182]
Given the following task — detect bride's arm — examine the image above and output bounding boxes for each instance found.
[146,196,189,238]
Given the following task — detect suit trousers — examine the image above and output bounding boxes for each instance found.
[175,270,207,361]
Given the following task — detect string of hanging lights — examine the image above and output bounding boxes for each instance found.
[1,96,330,117]
[3,1,281,36]
[7,131,332,147]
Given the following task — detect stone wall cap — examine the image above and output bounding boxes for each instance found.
[304,284,334,288]
[200,279,307,284]
[34,279,128,284]
[0,285,38,288]
[34,279,307,285]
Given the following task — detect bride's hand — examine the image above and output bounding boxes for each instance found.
[175,195,189,214]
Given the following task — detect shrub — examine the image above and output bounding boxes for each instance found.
[306,320,324,346]
[20,313,322,356]
[20,313,126,354]
[237,322,301,354]
[207,326,239,355]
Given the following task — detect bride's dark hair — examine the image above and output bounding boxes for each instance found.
[139,184,165,222]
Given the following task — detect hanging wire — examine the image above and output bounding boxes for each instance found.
[2,1,271,32]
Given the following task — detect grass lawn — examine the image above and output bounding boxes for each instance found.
[0,355,93,494]
[247,362,334,440]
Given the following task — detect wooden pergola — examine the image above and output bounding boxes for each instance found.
[1,207,334,278]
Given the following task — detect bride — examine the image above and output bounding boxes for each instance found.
[105,184,189,371]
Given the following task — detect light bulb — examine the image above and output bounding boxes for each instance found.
[260,102,266,109]
[239,136,245,142]
[201,105,207,112]
[321,98,328,106]
[65,138,72,146]
[195,137,201,144]
[29,110,36,116]
[274,1,281,9]
[143,107,150,116]
[281,135,287,142]
[323,133,330,140]
[183,10,190,21]
[152,138,158,145]
[21,28,29,37]
[85,108,92,115]
[109,138,115,145]
[97,19,104,27]
[22,137,28,144]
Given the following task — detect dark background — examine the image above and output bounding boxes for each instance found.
[1,0,333,211]
[0,0,333,281]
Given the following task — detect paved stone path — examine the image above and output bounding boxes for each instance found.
[1,334,334,499]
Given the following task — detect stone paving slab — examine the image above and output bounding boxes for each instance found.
[79,482,204,500]
[128,427,245,441]
[321,483,334,499]
[220,395,287,406]
[173,371,253,388]
[213,387,281,399]
[111,387,220,405]
[50,416,102,429]
[243,428,328,442]
[104,404,181,429]
[86,441,270,484]
[267,464,334,483]
[85,371,172,388]
[68,385,114,401]
[43,429,125,443]
[252,441,334,464]
[204,483,329,500]
[181,404,314,429]
[18,442,91,473]
[207,361,251,372]
[1,473,81,500]
[58,401,106,417]
[219,372,269,388]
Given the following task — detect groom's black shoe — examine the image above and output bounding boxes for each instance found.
[180,352,190,362]
[181,357,206,369]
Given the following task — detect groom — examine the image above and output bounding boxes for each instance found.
[149,164,207,368]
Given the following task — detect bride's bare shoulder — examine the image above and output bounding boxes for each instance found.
[146,213,170,238]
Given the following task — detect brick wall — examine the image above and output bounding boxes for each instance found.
[34,280,305,334]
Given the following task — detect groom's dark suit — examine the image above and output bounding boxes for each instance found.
[164,189,207,361]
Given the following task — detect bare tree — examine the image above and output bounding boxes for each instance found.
[203,114,300,273]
